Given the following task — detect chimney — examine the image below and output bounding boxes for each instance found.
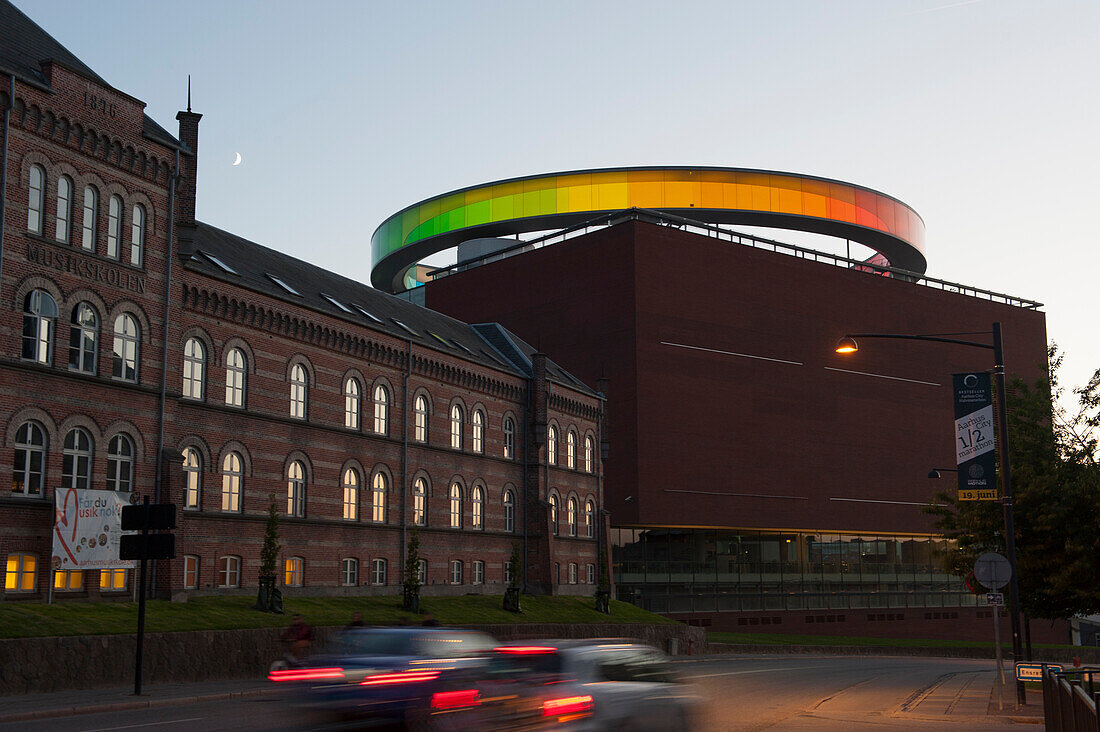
[175,109,202,232]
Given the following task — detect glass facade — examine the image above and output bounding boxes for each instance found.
[611,527,975,614]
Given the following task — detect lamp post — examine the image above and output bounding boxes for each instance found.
[835,322,1027,705]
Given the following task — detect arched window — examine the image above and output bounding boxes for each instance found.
[373,384,389,435]
[289,364,307,418]
[450,404,464,450]
[225,348,245,407]
[566,431,577,469]
[287,460,305,517]
[473,560,484,585]
[112,313,139,382]
[27,165,44,233]
[62,427,93,490]
[371,558,387,585]
[68,302,98,373]
[341,558,358,587]
[13,422,46,496]
[548,493,559,536]
[371,472,387,523]
[182,447,201,509]
[585,500,596,538]
[22,289,57,364]
[342,467,359,521]
[106,434,134,492]
[471,409,485,453]
[584,436,594,473]
[5,554,37,592]
[503,489,515,533]
[106,195,122,259]
[221,451,242,512]
[414,395,428,442]
[81,185,98,251]
[567,497,578,536]
[130,203,145,266]
[55,175,72,242]
[503,417,515,459]
[450,560,463,585]
[284,557,304,587]
[217,556,241,587]
[182,338,205,400]
[471,485,484,530]
[449,483,462,528]
[547,425,558,465]
[568,562,578,585]
[413,478,427,526]
[344,378,361,430]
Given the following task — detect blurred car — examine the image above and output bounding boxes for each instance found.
[268,626,496,728]
[468,639,702,730]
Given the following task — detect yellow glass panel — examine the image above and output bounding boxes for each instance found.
[521,189,541,217]
[594,181,628,210]
[567,184,592,212]
[700,181,723,209]
[776,180,802,215]
[490,193,515,222]
[801,179,830,219]
[629,180,663,209]
[664,179,700,209]
[540,187,558,215]
[465,184,493,204]
[285,562,294,585]
[555,184,570,212]
[5,556,17,590]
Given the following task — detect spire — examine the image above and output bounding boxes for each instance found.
[187,74,191,112]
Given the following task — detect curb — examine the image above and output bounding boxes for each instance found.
[0,686,280,724]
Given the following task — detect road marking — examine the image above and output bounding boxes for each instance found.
[82,718,205,732]
[685,665,821,679]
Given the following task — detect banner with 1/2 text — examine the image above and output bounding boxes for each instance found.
[52,488,137,571]
[953,372,998,501]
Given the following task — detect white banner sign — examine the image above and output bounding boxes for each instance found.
[52,488,136,571]
[955,404,995,463]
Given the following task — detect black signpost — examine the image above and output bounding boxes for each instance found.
[120,497,176,696]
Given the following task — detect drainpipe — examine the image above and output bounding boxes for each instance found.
[0,74,14,299]
[401,339,411,572]
[522,379,530,594]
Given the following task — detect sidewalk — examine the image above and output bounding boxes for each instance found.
[894,668,1044,726]
[0,678,278,724]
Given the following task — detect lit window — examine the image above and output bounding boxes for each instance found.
[221,452,242,512]
[182,337,205,400]
[55,175,72,242]
[587,564,595,585]
[130,204,145,266]
[473,560,484,585]
[54,569,83,591]
[217,556,240,587]
[471,486,484,530]
[548,494,559,536]
[414,395,428,442]
[106,434,134,492]
[183,556,199,589]
[372,558,387,586]
[371,472,387,523]
[568,562,577,585]
[5,554,37,592]
[449,483,462,528]
[341,558,358,587]
[344,378,361,430]
[284,557,303,587]
[13,422,46,496]
[99,568,127,591]
[62,428,93,490]
[183,448,201,509]
[289,363,307,419]
[567,497,578,537]
[413,478,427,526]
[22,289,57,364]
[69,303,98,373]
[106,195,122,259]
[266,274,300,296]
[503,490,515,533]
[27,165,44,233]
[503,417,515,459]
[450,560,463,585]
[585,500,596,538]
[81,185,98,251]
[450,405,463,450]
[547,426,557,465]
[342,468,359,521]
[472,410,485,453]
[566,431,576,469]
[373,385,389,435]
[112,314,139,382]
[417,559,427,585]
[287,460,305,517]
[225,348,246,407]
[584,436,594,473]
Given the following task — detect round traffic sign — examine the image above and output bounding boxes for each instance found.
[974,552,1012,590]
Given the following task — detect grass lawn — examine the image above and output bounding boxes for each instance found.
[707,631,1080,650]
[0,594,674,639]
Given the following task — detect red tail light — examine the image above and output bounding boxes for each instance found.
[542,694,594,717]
[360,670,441,686]
[268,667,344,682]
[430,689,481,709]
[494,645,558,654]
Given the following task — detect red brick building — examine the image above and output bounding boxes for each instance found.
[0,2,602,602]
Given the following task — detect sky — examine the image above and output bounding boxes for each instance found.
[15,0,1100,393]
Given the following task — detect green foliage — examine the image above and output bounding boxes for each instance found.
[403,529,422,593]
[926,345,1100,619]
[506,542,522,590]
[259,493,280,578]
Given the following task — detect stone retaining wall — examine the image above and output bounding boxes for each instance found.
[706,641,1100,664]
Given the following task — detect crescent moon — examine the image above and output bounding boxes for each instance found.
[232,152,242,166]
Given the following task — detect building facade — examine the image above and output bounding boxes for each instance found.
[0,2,602,602]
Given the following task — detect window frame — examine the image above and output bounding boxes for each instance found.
[449,483,463,529]
[503,489,515,533]
[547,425,558,465]
[81,185,98,251]
[342,467,359,521]
[471,409,485,453]
[567,430,577,469]
[99,568,128,592]
[471,485,484,530]
[69,302,98,374]
[183,447,201,509]
[62,427,93,491]
[225,348,246,407]
[568,562,578,585]
[284,556,304,587]
[344,377,361,431]
[450,559,463,585]
[473,560,484,585]
[585,500,596,538]
[106,194,122,259]
[371,472,387,524]
[55,175,73,243]
[182,337,206,400]
[287,460,306,518]
[106,434,134,492]
[221,452,243,512]
[130,203,145,267]
[548,493,559,537]
[341,558,359,587]
[54,569,83,592]
[27,164,44,234]
[414,395,428,443]
[5,553,37,593]
[289,363,307,419]
[13,421,46,497]
[449,404,464,450]
[371,558,387,586]
[567,497,578,537]
[22,289,57,365]
[111,313,139,382]
[373,384,389,435]
[183,555,199,589]
[503,417,515,459]
[217,555,241,588]
[413,478,427,526]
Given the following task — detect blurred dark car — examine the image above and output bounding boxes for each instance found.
[268,626,496,728]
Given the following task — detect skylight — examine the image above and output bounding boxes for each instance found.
[426,331,452,348]
[198,251,238,275]
[266,273,301,296]
[352,304,382,323]
[392,319,418,336]
[321,293,353,313]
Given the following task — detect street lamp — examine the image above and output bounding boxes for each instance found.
[834,322,1027,705]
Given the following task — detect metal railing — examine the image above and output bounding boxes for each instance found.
[1043,665,1100,731]
[426,207,1043,310]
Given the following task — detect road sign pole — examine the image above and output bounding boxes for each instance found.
[133,496,149,696]
[993,606,1004,710]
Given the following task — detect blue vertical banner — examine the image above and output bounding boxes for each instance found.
[953,372,999,501]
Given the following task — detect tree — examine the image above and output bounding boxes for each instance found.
[595,549,611,614]
[927,345,1100,619]
[403,529,421,613]
[503,542,522,613]
[255,493,283,613]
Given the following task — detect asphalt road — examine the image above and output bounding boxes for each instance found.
[0,655,1027,731]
